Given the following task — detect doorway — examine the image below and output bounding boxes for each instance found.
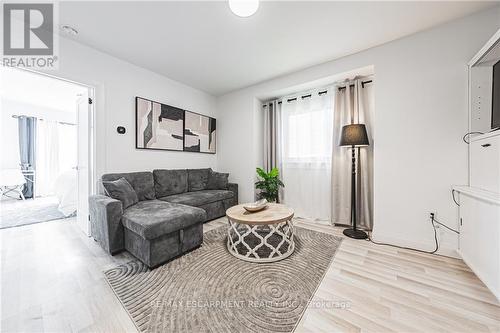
[0,67,95,235]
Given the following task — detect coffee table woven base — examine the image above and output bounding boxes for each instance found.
[227,215,295,263]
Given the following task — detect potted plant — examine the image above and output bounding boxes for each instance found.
[255,167,284,203]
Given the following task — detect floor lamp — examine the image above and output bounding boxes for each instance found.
[339,124,370,239]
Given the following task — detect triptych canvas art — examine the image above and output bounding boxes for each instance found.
[135,97,216,153]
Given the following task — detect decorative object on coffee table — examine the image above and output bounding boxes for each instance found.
[226,203,294,263]
[243,198,268,212]
[339,123,370,239]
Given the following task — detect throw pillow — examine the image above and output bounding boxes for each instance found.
[102,177,139,209]
[188,168,212,191]
[207,170,229,190]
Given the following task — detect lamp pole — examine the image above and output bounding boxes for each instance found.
[339,124,369,240]
[351,146,356,232]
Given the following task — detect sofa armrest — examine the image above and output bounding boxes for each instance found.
[89,195,124,254]
[228,183,238,204]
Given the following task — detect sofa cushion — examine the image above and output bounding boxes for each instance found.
[102,177,138,209]
[122,200,206,240]
[206,170,229,190]
[102,172,155,201]
[153,169,188,197]
[159,190,234,207]
[187,168,211,192]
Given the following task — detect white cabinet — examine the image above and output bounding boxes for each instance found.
[470,133,500,193]
[455,188,500,300]
[461,28,500,301]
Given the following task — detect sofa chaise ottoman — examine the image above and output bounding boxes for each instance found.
[89,168,238,268]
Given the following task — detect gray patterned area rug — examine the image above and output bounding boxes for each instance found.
[0,197,68,229]
[104,226,342,333]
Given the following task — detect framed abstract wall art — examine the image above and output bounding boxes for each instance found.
[135,96,216,154]
[184,111,216,153]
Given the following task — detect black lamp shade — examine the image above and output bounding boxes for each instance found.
[339,124,370,147]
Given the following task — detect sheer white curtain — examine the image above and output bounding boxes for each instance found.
[281,90,333,220]
[36,121,77,197]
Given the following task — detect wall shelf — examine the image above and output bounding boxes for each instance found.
[470,130,500,143]
[452,185,500,205]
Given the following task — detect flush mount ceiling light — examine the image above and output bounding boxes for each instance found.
[229,0,259,18]
[60,25,78,36]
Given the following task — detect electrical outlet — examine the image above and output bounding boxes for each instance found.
[429,212,439,228]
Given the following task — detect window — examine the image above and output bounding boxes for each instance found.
[282,93,333,165]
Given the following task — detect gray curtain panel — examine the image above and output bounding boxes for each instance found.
[263,100,283,201]
[18,116,37,199]
[331,79,374,230]
[263,100,282,172]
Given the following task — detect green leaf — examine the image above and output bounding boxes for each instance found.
[269,167,279,178]
[256,167,267,179]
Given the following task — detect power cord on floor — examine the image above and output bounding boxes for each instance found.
[366,214,459,255]
[366,217,438,254]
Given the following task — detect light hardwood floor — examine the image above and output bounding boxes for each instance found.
[1,217,499,332]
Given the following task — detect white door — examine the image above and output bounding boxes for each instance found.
[76,93,91,235]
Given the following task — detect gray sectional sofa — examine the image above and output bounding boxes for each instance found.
[89,168,238,268]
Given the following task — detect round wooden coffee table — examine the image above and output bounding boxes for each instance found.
[226,203,295,263]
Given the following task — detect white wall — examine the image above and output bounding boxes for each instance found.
[0,99,77,169]
[216,7,500,256]
[38,35,217,180]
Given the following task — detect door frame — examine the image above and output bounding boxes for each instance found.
[7,67,97,234]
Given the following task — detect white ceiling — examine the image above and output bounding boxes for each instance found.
[0,67,87,112]
[59,1,497,96]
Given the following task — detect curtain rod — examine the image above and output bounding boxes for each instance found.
[11,114,76,126]
[282,90,328,104]
[263,79,373,107]
[268,90,327,106]
[338,79,373,91]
